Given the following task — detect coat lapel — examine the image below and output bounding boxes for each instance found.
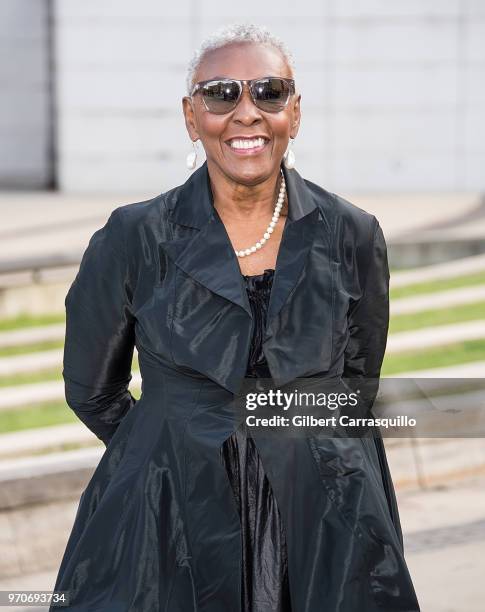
[164,214,253,317]
[159,160,324,327]
[266,174,321,325]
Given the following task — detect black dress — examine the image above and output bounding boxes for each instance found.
[220,268,292,612]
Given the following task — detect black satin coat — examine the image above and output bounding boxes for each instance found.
[51,160,420,611]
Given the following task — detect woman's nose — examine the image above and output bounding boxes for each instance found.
[232,83,262,122]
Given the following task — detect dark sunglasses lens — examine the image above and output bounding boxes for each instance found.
[253,78,291,111]
[202,80,240,113]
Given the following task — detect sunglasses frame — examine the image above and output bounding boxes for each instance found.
[190,76,296,114]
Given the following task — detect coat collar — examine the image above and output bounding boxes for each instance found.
[160,160,325,324]
[167,159,317,228]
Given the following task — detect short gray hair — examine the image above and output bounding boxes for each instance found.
[185,23,296,96]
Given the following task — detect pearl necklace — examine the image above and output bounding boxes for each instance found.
[235,169,286,258]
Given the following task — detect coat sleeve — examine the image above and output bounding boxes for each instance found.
[342,218,390,416]
[62,207,137,447]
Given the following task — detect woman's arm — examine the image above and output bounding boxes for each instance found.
[342,218,390,414]
[62,208,137,447]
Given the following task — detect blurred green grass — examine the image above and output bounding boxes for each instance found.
[389,300,485,333]
[0,313,65,332]
[0,400,77,433]
[0,368,62,387]
[0,365,140,388]
[390,271,485,300]
[0,340,64,358]
[381,339,485,375]
[0,386,142,434]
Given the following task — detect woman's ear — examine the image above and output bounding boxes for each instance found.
[290,93,301,139]
[182,96,200,141]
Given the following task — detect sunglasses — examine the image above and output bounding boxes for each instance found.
[190,76,296,114]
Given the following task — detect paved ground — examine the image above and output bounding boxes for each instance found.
[0,190,484,264]
[398,476,485,612]
[0,476,483,612]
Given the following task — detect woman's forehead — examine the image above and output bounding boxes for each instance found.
[195,42,291,82]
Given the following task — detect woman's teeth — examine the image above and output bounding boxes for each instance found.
[230,137,266,150]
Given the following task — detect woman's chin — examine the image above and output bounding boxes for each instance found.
[221,158,281,185]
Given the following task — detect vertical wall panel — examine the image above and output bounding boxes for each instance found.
[0,0,52,188]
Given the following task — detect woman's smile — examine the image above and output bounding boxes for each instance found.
[225,136,270,156]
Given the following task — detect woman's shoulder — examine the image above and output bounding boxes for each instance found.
[88,192,175,303]
[112,178,193,239]
[103,186,180,257]
[113,191,171,234]
[303,177,380,245]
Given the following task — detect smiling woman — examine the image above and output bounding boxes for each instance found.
[181,27,301,277]
[50,22,420,612]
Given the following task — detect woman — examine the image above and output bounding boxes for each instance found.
[51,23,420,612]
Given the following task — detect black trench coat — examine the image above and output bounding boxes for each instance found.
[51,160,420,611]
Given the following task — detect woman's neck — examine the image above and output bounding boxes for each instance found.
[208,162,288,223]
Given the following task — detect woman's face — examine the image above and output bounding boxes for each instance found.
[182,42,301,186]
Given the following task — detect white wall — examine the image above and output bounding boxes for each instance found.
[53,0,485,193]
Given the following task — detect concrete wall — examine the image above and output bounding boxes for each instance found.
[0,0,53,188]
[4,0,485,193]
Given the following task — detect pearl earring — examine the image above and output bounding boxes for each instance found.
[284,138,296,169]
[186,140,199,170]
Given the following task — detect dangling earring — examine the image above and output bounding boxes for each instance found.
[186,139,199,170]
[284,137,296,169]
